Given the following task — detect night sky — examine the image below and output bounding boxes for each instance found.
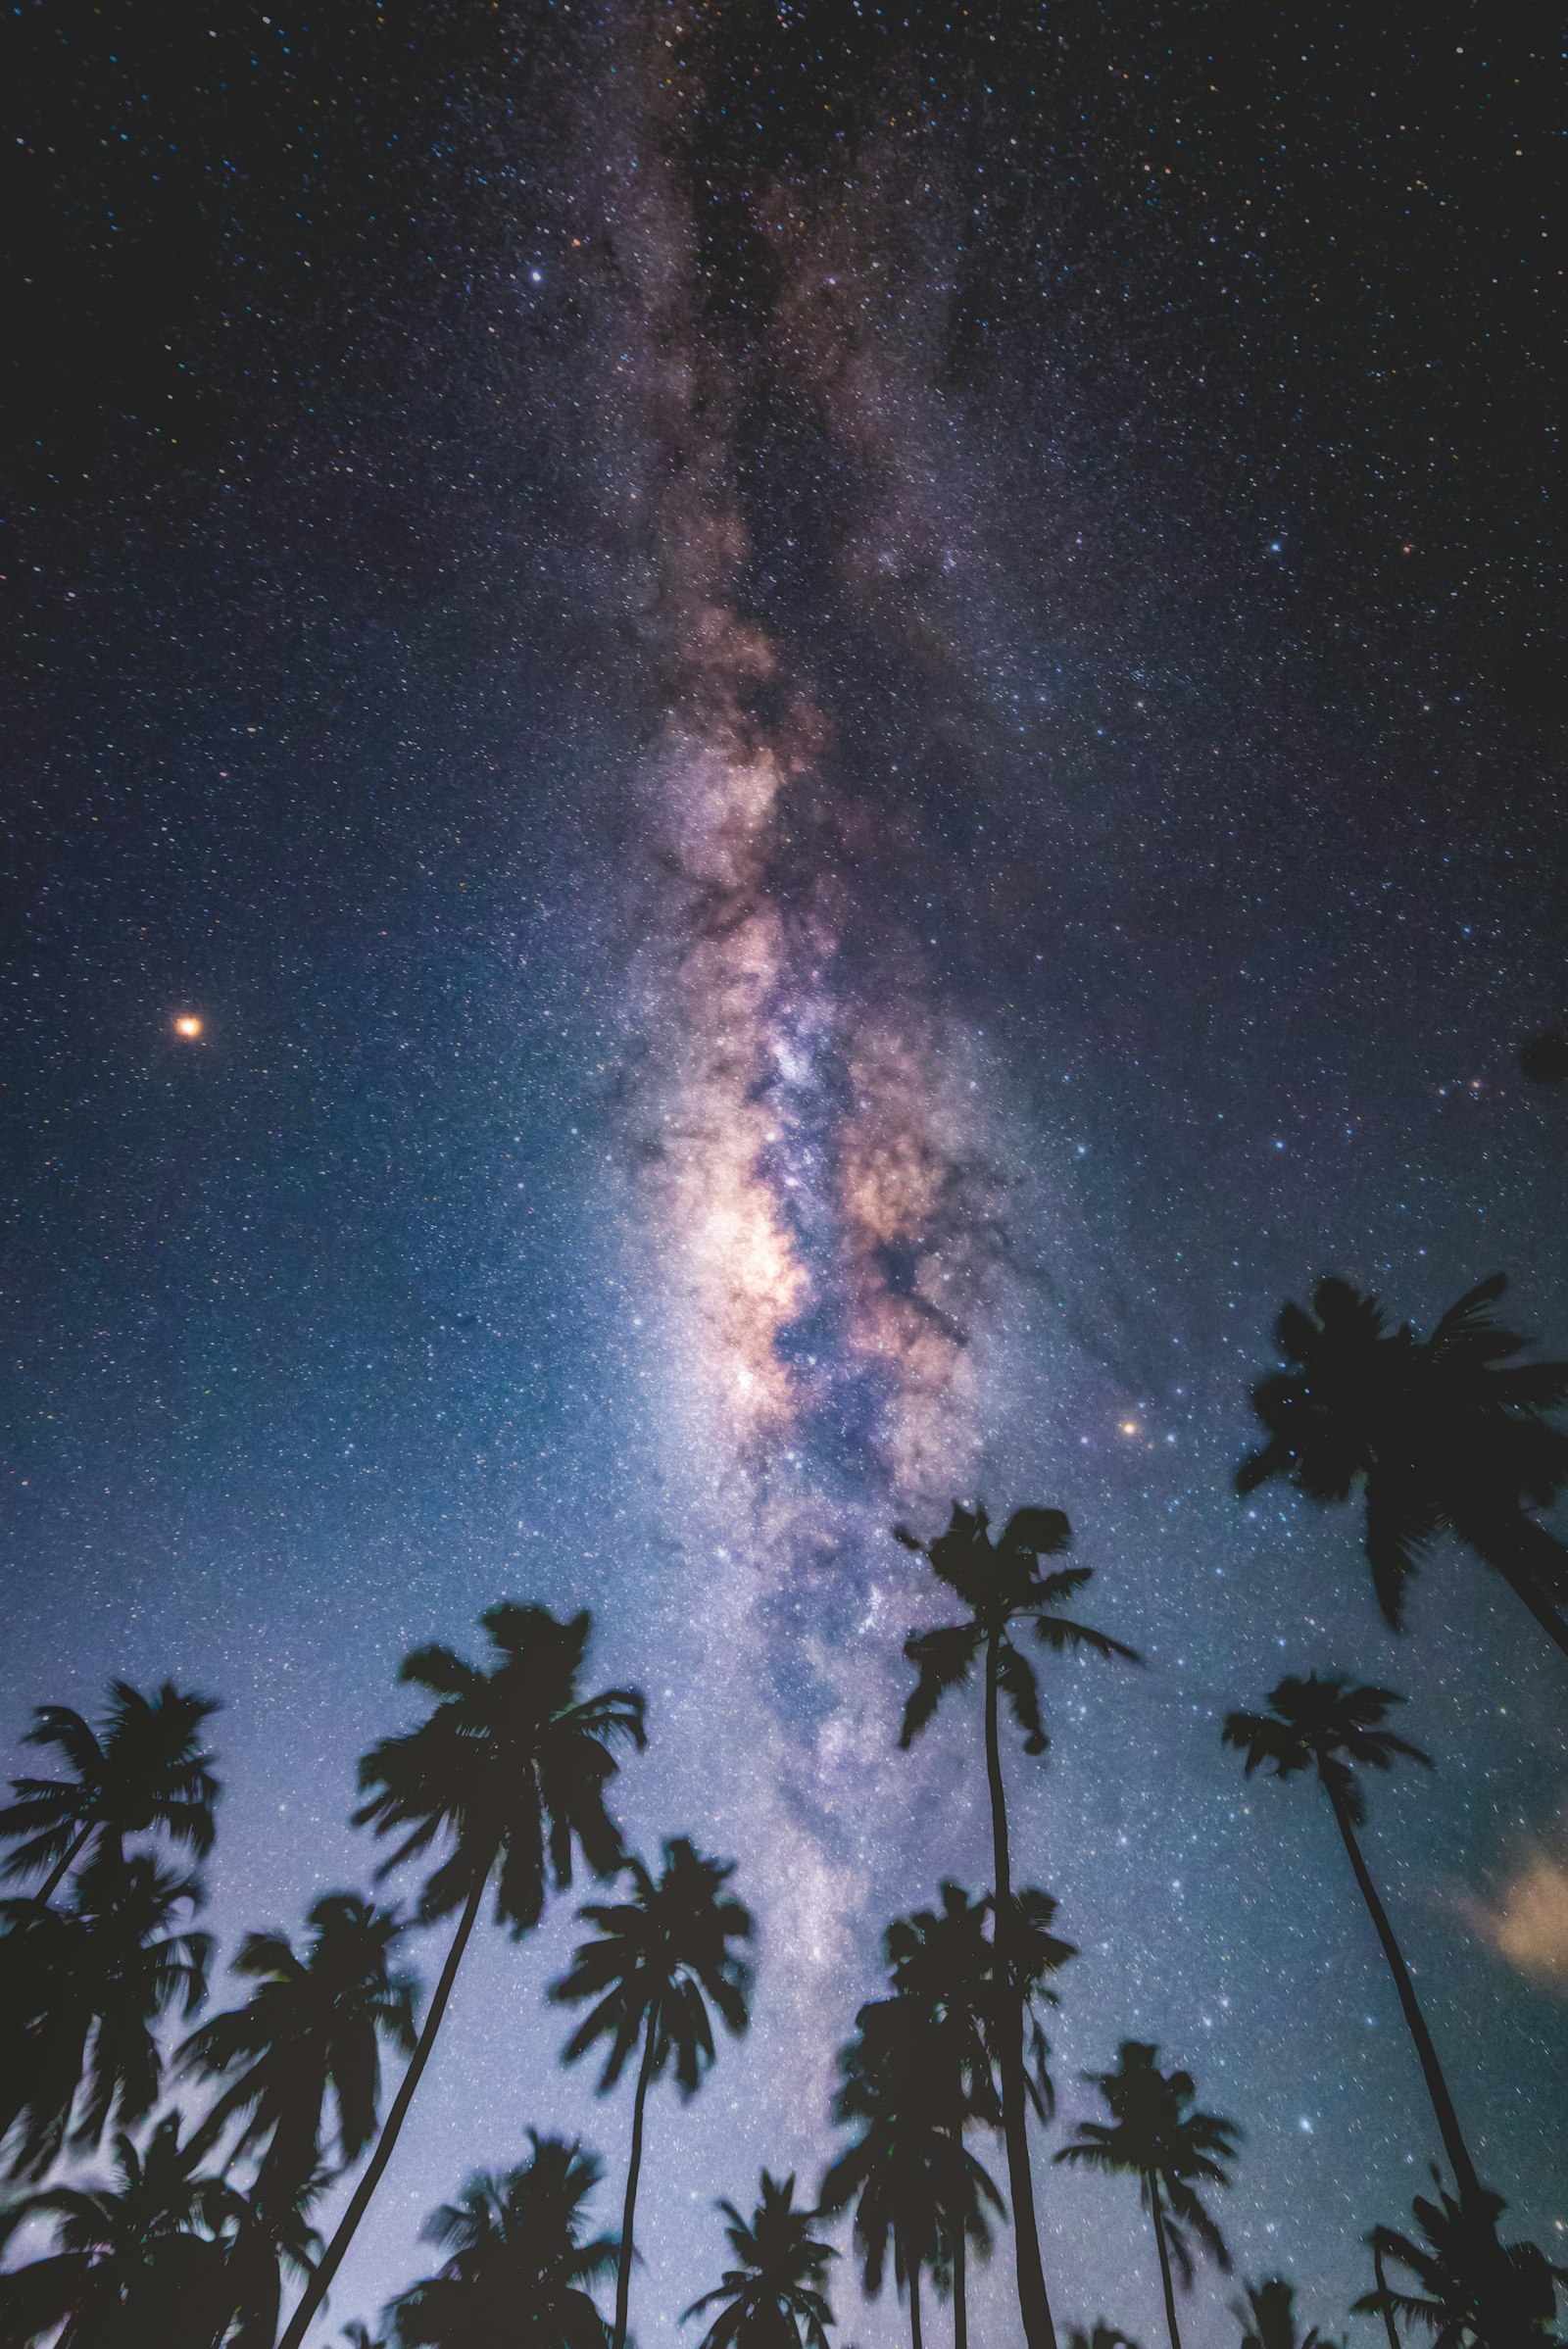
[4,1,1566,2341]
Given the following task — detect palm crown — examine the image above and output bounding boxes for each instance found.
[0,1681,220,1899]
[1056,2042,1239,2286]
[1221,1675,1429,1829]
[883,1881,1074,2125]
[388,2132,616,2349]
[1352,2181,1568,2349]
[178,1890,418,2207]
[1238,1274,1568,1630]
[684,2172,837,2349]
[898,1505,1139,1754]
[1233,2277,1341,2349]
[552,1836,754,2095]
[355,1604,646,1928]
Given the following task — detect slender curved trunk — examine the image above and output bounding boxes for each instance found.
[1452,1508,1568,1664]
[1148,2178,1183,2349]
[276,1863,490,2349]
[1321,1775,1483,2208]
[1372,2241,1401,2349]
[985,1631,1058,2349]
[908,2255,925,2349]
[612,2009,659,2349]
[952,2181,967,2349]
[37,1821,94,1906]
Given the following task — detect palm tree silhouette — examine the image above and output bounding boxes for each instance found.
[0,1680,220,1905]
[275,1603,645,2349]
[683,2171,837,2349]
[551,1836,753,2349]
[1232,2278,1341,2349]
[1352,2178,1567,2349]
[881,1883,1073,2349]
[1054,2041,1239,2349]
[218,2166,324,2349]
[1238,1274,1568,1661]
[1067,2325,1142,2349]
[0,2112,241,2347]
[387,2131,616,2349]
[0,1850,211,2180]
[821,1992,1004,2349]
[178,1891,418,2210]
[896,1503,1137,2349]
[1221,1674,1480,2207]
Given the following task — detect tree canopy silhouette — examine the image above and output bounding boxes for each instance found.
[897,1502,1136,2349]
[387,2132,616,2349]
[0,1681,220,1906]
[1232,2277,1341,2349]
[552,1835,753,2349]
[683,2171,837,2349]
[1238,1274,1568,1659]
[275,1603,645,2349]
[1353,2179,1567,2349]
[1055,2041,1238,2349]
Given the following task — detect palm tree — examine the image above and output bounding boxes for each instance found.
[1067,2326,1142,2349]
[551,1836,754,2349]
[896,1503,1137,2349]
[218,2169,324,2349]
[387,2131,616,2349]
[178,1891,418,2207]
[1238,1274,1568,1661]
[1221,1674,1481,2207]
[0,1851,211,2179]
[0,1681,220,1905]
[1054,2042,1239,2349]
[881,1883,1073,2349]
[1232,2279,1340,2349]
[683,2171,837,2349]
[0,2112,241,2347]
[275,1603,646,2349]
[1352,2179,1567,2349]
[821,1995,1003,2349]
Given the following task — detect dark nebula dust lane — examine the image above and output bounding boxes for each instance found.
[4,0,1566,2342]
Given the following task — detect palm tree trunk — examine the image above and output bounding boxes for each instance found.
[909,2257,925,2349]
[612,2009,659,2349]
[1372,2240,1401,2349]
[952,2189,967,2349]
[1148,2179,1183,2349]
[1321,1776,1483,2207]
[276,1863,490,2349]
[985,1631,1058,2349]
[1452,1508,1568,1663]
[36,1820,94,1906]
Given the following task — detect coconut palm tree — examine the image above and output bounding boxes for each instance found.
[1067,2326,1142,2349]
[1054,2042,1239,2349]
[1352,2179,1567,2349]
[274,1603,645,2349]
[1232,2278,1340,2349]
[0,1680,220,1905]
[821,1993,1003,2349]
[896,1503,1137,2349]
[0,1851,211,2179]
[683,2171,837,2349]
[178,1891,417,2208]
[1220,1674,1480,2207]
[386,2131,615,2349]
[217,2168,324,2349]
[551,1836,753,2349]
[0,2112,240,2347]
[1238,1274,1568,1661]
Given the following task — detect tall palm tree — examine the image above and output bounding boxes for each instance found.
[551,1836,753,2349]
[683,2171,837,2349]
[1221,1674,1480,2207]
[386,2131,616,2349]
[275,1603,645,2349]
[0,1682,220,1907]
[1232,2278,1341,2349]
[1352,2179,1567,2349]
[881,1883,1073,2349]
[1238,1274,1568,1661]
[178,1891,417,2208]
[896,1503,1137,2349]
[0,2112,241,2348]
[821,1994,1003,2349]
[217,2168,324,2349]
[1054,2042,1239,2349]
[1067,2326,1142,2349]
[0,1851,211,2179]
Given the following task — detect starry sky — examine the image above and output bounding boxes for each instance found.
[4,1,1566,2341]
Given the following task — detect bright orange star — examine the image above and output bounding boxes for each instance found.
[172,1014,204,1039]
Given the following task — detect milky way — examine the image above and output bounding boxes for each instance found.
[5,1,1566,2343]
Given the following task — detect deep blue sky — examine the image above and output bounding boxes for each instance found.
[4,2,1566,2342]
